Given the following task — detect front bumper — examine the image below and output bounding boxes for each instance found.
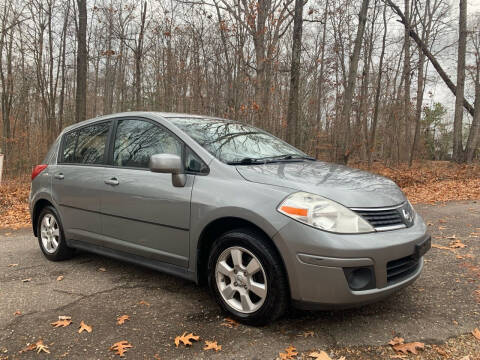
[272,213,430,308]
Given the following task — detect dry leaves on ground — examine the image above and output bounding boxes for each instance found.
[220,317,239,328]
[278,345,298,359]
[78,320,92,333]
[308,350,333,360]
[116,315,129,325]
[472,328,480,341]
[203,340,221,351]
[51,316,72,328]
[19,340,50,354]
[13,310,21,316]
[389,337,425,355]
[174,332,200,347]
[0,180,30,229]
[57,275,64,281]
[138,300,150,306]
[110,340,132,357]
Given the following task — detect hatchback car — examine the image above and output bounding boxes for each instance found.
[30,112,430,325]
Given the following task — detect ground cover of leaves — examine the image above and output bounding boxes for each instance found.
[1,161,479,229]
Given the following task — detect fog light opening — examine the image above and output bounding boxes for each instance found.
[344,267,375,291]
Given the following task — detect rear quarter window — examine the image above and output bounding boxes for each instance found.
[61,121,110,164]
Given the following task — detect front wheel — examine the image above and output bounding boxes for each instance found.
[207,228,289,325]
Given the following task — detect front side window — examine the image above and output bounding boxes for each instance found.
[169,117,307,164]
[113,119,182,168]
[61,122,110,164]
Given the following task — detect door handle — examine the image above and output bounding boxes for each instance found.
[54,173,64,180]
[104,177,119,186]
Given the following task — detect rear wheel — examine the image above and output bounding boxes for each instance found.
[207,228,289,325]
[37,206,74,261]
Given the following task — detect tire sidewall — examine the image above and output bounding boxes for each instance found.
[207,230,286,324]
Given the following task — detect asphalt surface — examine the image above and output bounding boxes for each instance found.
[0,201,479,359]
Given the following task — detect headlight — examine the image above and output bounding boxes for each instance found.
[277,192,374,234]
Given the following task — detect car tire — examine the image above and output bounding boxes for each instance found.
[207,228,289,325]
[37,206,74,261]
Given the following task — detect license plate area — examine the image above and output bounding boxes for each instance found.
[414,236,431,260]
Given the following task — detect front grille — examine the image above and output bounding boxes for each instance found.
[353,208,405,230]
[386,255,419,284]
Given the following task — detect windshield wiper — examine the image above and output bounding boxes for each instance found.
[227,154,315,165]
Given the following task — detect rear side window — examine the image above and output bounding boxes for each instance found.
[113,119,182,168]
[61,122,110,164]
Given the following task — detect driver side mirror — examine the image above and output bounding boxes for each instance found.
[149,154,186,187]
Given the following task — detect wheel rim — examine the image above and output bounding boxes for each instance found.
[40,214,60,254]
[215,246,267,314]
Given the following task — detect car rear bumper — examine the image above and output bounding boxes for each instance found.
[272,213,430,308]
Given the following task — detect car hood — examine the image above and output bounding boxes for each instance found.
[235,161,406,208]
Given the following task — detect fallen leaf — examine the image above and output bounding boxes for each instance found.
[174,332,200,347]
[472,328,480,341]
[279,345,298,359]
[110,340,132,357]
[8,263,18,267]
[35,340,50,354]
[449,239,466,248]
[57,275,64,281]
[98,267,107,272]
[117,315,129,325]
[388,337,404,346]
[21,278,31,282]
[138,300,150,306]
[300,330,314,338]
[78,320,92,333]
[153,354,161,360]
[203,340,221,351]
[308,350,332,360]
[18,343,36,354]
[392,342,425,354]
[51,318,72,327]
[14,310,21,316]
[220,317,239,328]
[432,244,454,252]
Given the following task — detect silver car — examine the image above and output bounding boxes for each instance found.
[30,112,431,325]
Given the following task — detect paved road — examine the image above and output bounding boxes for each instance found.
[1,201,479,359]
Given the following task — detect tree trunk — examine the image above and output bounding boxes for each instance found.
[452,0,467,162]
[465,66,480,161]
[75,0,87,123]
[339,0,370,164]
[286,0,304,147]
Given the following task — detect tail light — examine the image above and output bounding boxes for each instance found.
[31,164,48,180]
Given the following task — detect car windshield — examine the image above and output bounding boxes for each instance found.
[168,117,309,164]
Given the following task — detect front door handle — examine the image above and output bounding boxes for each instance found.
[54,173,64,180]
[104,177,119,186]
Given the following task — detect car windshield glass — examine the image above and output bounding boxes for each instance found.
[168,117,308,164]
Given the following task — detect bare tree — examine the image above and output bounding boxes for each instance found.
[75,0,87,122]
[286,0,304,147]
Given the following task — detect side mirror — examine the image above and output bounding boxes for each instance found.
[149,154,186,187]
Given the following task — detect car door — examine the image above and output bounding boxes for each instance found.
[100,118,193,268]
[51,121,112,242]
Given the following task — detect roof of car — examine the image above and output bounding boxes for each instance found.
[61,111,220,133]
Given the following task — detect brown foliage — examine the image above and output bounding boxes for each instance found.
[1,161,479,230]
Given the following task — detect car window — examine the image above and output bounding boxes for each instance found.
[75,123,110,164]
[62,131,77,163]
[185,146,208,173]
[169,117,306,164]
[61,122,110,164]
[113,119,182,168]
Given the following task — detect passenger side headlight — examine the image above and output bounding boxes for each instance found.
[278,192,375,234]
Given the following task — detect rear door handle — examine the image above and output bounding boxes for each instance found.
[54,173,64,180]
[104,178,119,186]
